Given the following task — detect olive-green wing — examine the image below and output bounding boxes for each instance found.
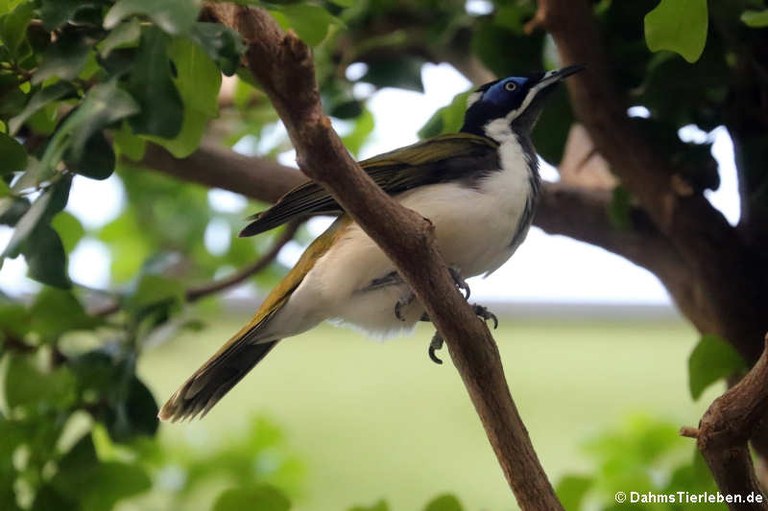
[239,133,499,237]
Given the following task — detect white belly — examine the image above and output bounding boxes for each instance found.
[271,159,534,338]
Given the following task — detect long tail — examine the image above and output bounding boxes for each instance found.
[158,326,280,422]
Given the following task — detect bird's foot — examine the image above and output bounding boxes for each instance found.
[472,303,499,329]
[394,292,416,322]
[425,303,499,365]
[428,331,444,365]
[449,267,471,300]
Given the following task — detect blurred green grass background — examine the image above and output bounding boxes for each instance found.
[138,310,717,511]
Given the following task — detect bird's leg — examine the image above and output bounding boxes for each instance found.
[422,304,500,365]
[449,267,471,300]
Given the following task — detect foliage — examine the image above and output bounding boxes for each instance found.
[688,334,746,400]
[556,415,720,511]
[0,0,764,509]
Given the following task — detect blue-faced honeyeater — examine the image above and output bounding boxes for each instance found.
[159,65,584,422]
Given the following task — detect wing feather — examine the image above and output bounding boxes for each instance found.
[239,133,499,237]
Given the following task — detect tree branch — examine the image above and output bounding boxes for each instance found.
[535,183,717,333]
[536,0,765,363]
[682,334,768,510]
[89,221,300,317]
[140,141,306,204]
[206,3,563,509]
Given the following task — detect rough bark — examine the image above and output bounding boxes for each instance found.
[536,0,767,364]
[681,335,768,511]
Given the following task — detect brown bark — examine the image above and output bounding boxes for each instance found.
[536,0,766,364]
[681,335,768,511]
[202,4,563,509]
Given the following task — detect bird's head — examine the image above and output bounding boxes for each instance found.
[461,65,584,141]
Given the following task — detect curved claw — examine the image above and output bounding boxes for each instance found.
[472,304,499,329]
[428,332,444,365]
[449,267,471,300]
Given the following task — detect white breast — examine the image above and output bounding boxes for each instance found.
[268,136,535,338]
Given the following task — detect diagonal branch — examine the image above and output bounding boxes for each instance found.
[139,141,306,204]
[681,334,768,510]
[90,221,300,317]
[206,3,563,509]
[536,0,764,362]
[535,182,717,333]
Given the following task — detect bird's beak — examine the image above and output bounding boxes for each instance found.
[537,64,586,89]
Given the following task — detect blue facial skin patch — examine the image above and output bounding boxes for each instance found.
[483,77,529,107]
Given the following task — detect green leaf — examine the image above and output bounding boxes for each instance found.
[105,375,159,442]
[213,485,291,511]
[23,223,70,288]
[0,1,33,57]
[418,91,469,138]
[556,475,593,511]
[0,300,29,336]
[98,18,142,57]
[689,334,746,400]
[8,81,77,135]
[113,121,146,160]
[0,132,26,174]
[741,10,768,28]
[65,131,116,180]
[424,494,463,511]
[125,274,185,312]
[51,435,151,511]
[342,108,374,156]
[42,81,138,180]
[147,36,220,157]
[2,353,77,411]
[644,0,708,63]
[32,31,91,84]
[104,0,202,35]
[188,22,244,76]
[0,196,29,225]
[125,27,183,138]
[362,56,424,92]
[98,209,151,282]
[39,0,96,30]
[50,211,84,254]
[271,3,337,46]
[2,176,70,258]
[30,287,100,340]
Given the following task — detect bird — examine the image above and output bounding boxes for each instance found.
[159,65,584,422]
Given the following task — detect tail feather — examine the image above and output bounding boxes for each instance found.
[158,339,279,422]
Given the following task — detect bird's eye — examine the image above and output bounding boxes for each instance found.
[504,82,517,92]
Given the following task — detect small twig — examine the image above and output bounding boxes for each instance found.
[679,426,700,439]
[89,221,300,317]
[186,221,300,302]
[684,334,768,510]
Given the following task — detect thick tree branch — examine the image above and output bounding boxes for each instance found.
[535,183,717,333]
[140,141,306,204]
[536,0,765,362]
[682,335,768,510]
[206,3,562,509]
